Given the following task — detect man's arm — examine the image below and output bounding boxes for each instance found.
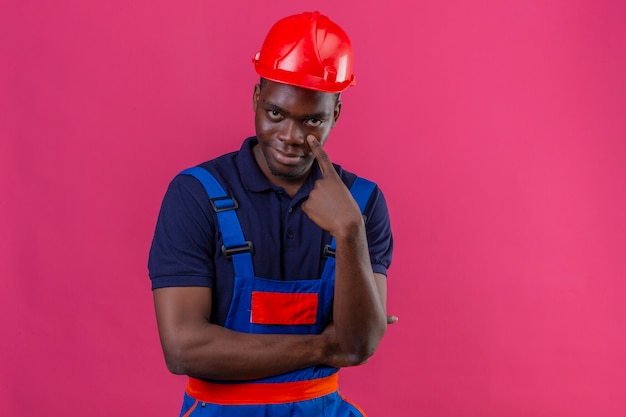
[301,135,389,365]
[153,286,354,380]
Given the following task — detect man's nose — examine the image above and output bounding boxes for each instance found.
[277,119,305,145]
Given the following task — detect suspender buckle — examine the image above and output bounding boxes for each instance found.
[210,196,239,212]
[221,241,254,260]
[323,244,335,258]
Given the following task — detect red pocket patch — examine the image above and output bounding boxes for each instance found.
[250,292,319,325]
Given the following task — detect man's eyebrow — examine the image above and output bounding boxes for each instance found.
[302,111,331,120]
[264,102,289,115]
[264,100,289,114]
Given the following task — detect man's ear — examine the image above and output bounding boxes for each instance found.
[252,84,261,112]
[332,100,342,127]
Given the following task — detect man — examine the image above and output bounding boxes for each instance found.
[149,11,394,416]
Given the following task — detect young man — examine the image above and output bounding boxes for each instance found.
[149,11,394,416]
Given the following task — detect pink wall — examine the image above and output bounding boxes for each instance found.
[2,1,625,416]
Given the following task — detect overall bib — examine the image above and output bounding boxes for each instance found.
[177,167,376,417]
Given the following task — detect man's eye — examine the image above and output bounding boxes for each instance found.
[268,110,282,120]
[305,119,323,127]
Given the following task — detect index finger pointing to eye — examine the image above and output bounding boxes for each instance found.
[307,135,333,175]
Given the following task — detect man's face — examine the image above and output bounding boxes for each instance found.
[252,80,341,187]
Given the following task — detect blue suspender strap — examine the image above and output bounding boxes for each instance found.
[179,167,255,278]
[321,177,377,278]
[349,177,377,213]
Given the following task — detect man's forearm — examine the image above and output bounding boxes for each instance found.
[332,221,387,364]
[162,321,328,380]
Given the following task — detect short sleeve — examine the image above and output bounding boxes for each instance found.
[148,173,217,289]
[363,185,394,276]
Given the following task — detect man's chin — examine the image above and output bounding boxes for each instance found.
[269,167,300,179]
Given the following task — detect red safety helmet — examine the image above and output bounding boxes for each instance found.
[253,11,356,93]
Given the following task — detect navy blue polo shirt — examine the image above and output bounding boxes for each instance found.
[148,137,393,326]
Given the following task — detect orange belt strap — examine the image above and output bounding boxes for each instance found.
[186,373,339,405]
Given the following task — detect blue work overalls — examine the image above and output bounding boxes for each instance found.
[177,167,375,417]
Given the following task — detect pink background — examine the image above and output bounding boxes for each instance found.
[2,1,625,416]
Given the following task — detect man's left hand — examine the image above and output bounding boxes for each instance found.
[301,135,363,236]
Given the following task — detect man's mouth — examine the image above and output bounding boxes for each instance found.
[272,148,304,165]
